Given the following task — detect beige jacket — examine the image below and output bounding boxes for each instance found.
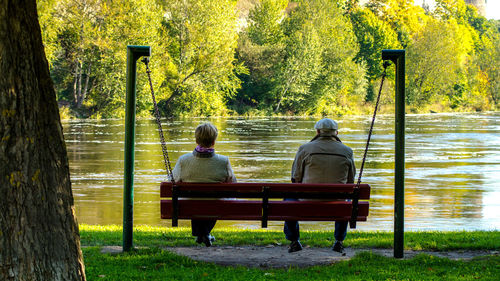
[291,135,355,184]
[172,150,236,183]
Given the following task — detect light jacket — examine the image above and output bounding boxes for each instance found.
[172,150,236,183]
[291,135,355,184]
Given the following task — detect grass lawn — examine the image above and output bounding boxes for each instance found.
[80,225,500,280]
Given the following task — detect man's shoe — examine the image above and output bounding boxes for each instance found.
[332,240,345,253]
[288,240,303,253]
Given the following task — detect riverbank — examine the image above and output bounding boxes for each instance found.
[60,105,500,120]
[80,225,500,280]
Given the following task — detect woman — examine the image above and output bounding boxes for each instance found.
[172,122,236,247]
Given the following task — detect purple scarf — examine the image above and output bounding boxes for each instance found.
[195,145,214,153]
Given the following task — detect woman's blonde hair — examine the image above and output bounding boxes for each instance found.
[195,123,218,147]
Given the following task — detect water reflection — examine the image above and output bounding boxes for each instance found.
[63,113,500,231]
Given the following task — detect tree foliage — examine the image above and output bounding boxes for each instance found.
[233,0,287,113]
[237,0,367,115]
[349,5,401,101]
[156,0,243,116]
[38,0,163,118]
[406,17,472,107]
[37,0,500,117]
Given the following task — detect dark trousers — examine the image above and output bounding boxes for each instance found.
[284,220,348,242]
[283,198,348,242]
[191,219,216,237]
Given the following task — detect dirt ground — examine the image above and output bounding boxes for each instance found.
[100,245,499,268]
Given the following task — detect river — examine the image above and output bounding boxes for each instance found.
[63,112,500,231]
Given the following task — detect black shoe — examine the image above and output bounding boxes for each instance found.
[196,236,203,244]
[196,235,215,245]
[207,234,215,243]
[202,235,215,247]
[288,240,303,253]
[202,235,212,247]
[332,240,345,253]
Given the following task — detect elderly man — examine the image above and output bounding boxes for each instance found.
[285,118,356,253]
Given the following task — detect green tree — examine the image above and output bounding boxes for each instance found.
[432,0,497,110]
[434,0,468,22]
[37,0,61,66]
[39,0,163,118]
[470,31,500,108]
[234,0,288,113]
[274,21,323,112]
[367,0,428,47]
[350,6,400,101]
[84,0,163,118]
[158,0,243,116]
[247,0,288,45]
[406,17,474,108]
[48,0,105,111]
[275,0,366,115]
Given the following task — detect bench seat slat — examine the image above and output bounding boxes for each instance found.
[161,200,369,221]
[160,182,370,199]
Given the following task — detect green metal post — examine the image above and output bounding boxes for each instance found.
[382,49,405,259]
[123,45,150,252]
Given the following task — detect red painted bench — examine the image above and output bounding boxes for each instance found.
[160,182,370,228]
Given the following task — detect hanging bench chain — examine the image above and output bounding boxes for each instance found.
[350,61,390,228]
[141,56,387,193]
[356,61,390,186]
[142,57,175,184]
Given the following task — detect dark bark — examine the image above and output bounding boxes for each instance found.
[0,1,86,280]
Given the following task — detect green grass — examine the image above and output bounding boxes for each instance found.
[80,225,500,280]
[83,247,500,280]
[80,224,500,250]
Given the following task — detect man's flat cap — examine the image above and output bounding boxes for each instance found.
[314,118,338,130]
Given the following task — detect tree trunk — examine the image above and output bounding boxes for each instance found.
[73,62,79,106]
[0,1,86,280]
[77,63,91,109]
[274,80,292,113]
[76,61,83,108]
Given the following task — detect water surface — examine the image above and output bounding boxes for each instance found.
[64,113,500,231]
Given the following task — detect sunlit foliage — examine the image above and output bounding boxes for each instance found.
[37,0,499,117]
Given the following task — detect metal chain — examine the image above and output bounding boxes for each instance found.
[142,56,387,186]
[356,61,390,186]
[142,57,175,184]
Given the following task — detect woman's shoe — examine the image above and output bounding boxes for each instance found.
[195,236,203,244]
[202,235,214,247]
[207,235,215,242]
[196,235,215,246]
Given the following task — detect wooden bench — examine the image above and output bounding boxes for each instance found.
[160,182,370,228]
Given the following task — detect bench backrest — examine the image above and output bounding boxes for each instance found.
[160,182,370,199]
[160,182,370,228]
